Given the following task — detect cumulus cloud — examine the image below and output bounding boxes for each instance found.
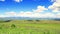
[0,11,60,18]
[5,12,17,17]
[0,0,5,1]
[14,0,23,2]
[48,0,60,12]
[55,13,60,18]
[18,11,33,17]
[33,6,48,13]
[19,12,56,18]
[0,14,10,18]
[51,0,56,2]
[0,15,5,18]
[0,11,54,18]
[0,5,60,18]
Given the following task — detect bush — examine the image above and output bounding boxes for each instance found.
[4,20,11,22]
[0,27,2,29]
[27,20,33,21]
[11,24,16,28]
[36,20,40,22]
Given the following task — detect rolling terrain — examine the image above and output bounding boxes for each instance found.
[0,20,60,34]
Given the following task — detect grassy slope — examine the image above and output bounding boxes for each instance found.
[0,20,60,34]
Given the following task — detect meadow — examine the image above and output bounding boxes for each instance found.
[0,20,60,34]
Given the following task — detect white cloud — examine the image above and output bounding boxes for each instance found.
[33,6,48,13]
[51,0,56,2]
[55,13,60,18]
[0,14,10,18]
[48,0,60,18]
[0,0,5,1]
[0,15,5,18]
[18,12,57,18]
[0,5,60,18]
[14,0,23,2]
[48,0,60,12]
[18,11,33,17]
[0,11,60,18]
[55,0,60,3]
[5,12,17,17]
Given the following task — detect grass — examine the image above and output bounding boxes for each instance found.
[0,20,60,34]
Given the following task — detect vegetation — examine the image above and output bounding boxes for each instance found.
[0,20,60,34]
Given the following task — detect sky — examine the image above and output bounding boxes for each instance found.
[0,0,60,18]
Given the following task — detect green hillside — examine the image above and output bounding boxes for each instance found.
[0,20,60,34]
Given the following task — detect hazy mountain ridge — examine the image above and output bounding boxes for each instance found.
[0,17,60,20]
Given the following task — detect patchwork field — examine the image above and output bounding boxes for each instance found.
[0,20,60,34]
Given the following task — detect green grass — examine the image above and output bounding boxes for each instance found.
[0,20,60,34]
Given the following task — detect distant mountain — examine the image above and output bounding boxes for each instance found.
[53,18,60,21]
[0,17,60,20]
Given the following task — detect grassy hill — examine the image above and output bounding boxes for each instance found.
[0,20,60,34]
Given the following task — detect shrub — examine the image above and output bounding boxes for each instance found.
[4,20,11,22]
[11,24,16,28]
[0,27,2,29]
[36,20,40,22]
[27,20,33,21]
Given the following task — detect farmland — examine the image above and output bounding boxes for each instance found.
[0,20,60,34]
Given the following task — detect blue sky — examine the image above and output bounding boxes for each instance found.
[0,0,60,18]
[0,0,53,13]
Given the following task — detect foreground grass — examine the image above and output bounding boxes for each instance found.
[0,20,60,34]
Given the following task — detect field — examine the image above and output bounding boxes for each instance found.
[0,20,60,34]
